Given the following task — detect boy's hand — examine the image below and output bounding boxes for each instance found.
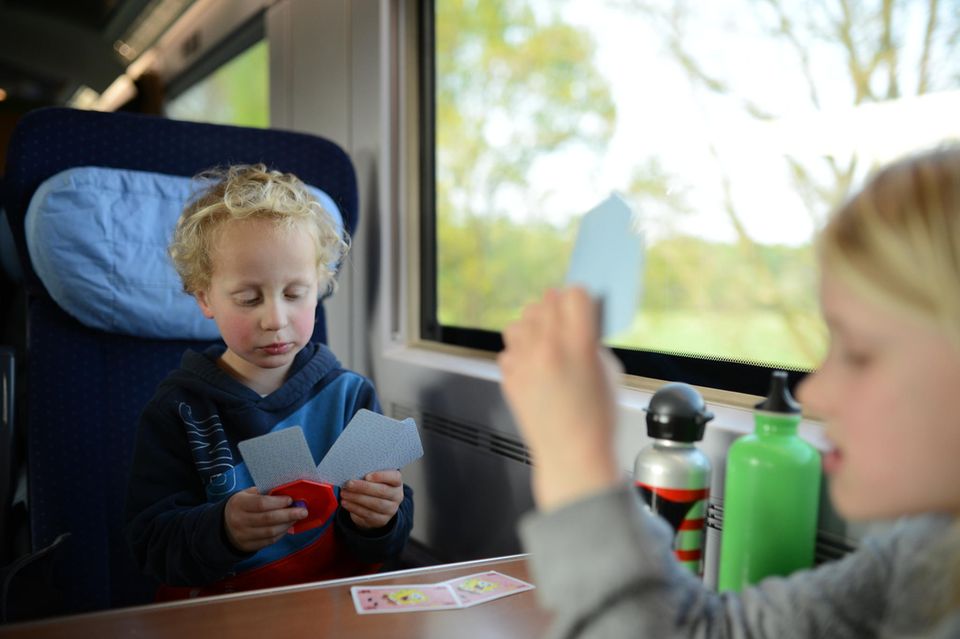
[224,487,307,553]
[340,470,404,530]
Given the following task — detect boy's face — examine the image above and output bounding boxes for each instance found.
[195,217,320,394]
[797,271,960,520]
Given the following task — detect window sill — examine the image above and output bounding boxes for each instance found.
[378,341,830,474]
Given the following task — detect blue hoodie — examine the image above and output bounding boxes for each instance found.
[124,342,413,593]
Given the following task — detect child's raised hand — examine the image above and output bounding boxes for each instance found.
[498,287,623,511]
[224,487,307,552]
[339,470,404,530]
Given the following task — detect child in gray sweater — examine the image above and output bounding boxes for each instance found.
[499,147,960,638]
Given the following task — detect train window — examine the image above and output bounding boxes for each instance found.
[166,38,269,128]
[420,0,960,395]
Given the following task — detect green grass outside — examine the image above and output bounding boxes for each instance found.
[606,309,827,371]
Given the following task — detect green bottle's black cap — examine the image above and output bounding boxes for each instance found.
[755,370,801,414]
[645,382,714,442]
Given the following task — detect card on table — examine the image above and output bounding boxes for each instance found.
[351,584,460,614]
[237,425,322,493]
[442,571,536,608]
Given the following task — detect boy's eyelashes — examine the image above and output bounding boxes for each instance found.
[231,291,308,306]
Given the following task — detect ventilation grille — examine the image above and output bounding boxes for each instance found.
[390,403,533,466]
[815,530,857,564]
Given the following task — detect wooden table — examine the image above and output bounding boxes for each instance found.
[0,555,552,638]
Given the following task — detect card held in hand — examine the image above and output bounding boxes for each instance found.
[237,426,322,493]
[316,409,423,485]
[565,193,644,338]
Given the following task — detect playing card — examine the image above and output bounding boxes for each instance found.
[565,193,644,338]
[350,584,460,614]
[238,426,322,493]
[441,571,535,608]
[316,409,423,485]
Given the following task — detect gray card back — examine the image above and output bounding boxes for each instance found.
[316,409,424,485]
[238,426,322,493]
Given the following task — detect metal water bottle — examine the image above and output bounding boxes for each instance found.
[634,383,714,576]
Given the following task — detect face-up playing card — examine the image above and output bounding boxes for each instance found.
[441,571,536,608]
[350,584,460,614]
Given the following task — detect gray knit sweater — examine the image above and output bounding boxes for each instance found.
[520,484,960,638]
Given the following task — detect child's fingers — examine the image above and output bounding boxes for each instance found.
[539,288,561,338]
[244,506,307,528]
[341,500,392,529]
[340,492,396,515]
[362,470,402,486]
[232,509,304,542]
[225,493,307,528]
[341,483,399,506]
[504,300,541,350]
[561,287,599,344]
[248,493,295,512]
[225,490,309,551]
[233,510,305,542]
[341,499,378,520]
[342,479,403,501]
[230,487,293,512]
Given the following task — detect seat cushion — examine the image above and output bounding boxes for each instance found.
[24,166,342,340]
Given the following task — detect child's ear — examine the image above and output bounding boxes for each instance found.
[194,290,215,319]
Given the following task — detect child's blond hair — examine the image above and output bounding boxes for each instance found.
[169,163,349,295]
[819,147,960,348]
[818,145,960,611]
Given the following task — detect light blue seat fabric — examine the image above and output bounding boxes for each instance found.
[24,166,342,340]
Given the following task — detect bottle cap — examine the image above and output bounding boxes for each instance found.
[644,382,714,442]
[755,370,801,414]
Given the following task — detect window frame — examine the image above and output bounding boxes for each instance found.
[164,14,265,106]
[417,0,808,397]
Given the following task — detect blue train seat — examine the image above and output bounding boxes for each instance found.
[1,107,358,618]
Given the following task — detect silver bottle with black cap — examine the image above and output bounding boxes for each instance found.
[634,383,714,576]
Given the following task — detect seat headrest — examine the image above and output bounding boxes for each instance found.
[25,166,343,340]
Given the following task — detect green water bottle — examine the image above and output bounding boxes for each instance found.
[717,371,821,592]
